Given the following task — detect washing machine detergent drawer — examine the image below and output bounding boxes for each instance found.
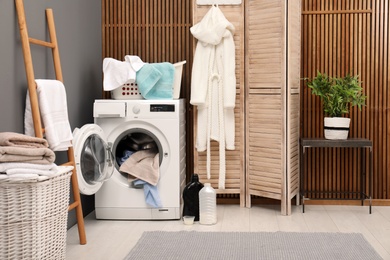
[94,101,126,118]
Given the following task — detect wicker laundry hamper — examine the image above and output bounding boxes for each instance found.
[111,61,186,100]
[0,171,72,260]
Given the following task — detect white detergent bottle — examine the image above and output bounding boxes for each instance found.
[199,183,217,225]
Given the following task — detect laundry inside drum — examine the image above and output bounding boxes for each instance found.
[114,131,162,181]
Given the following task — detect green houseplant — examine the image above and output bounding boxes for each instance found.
[305,72,367,139]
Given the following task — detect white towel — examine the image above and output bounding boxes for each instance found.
[102,55,145,91]
[24,80,73,151]
[6,173,41,182]
[0,162,58,176]
[0,162,58,172]
[6,168,57,176]
[124,55,146,72]
[0,165,73,182]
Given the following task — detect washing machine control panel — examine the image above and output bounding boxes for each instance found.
[150,104,175,112]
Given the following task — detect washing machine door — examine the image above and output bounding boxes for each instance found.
[73,124,114,195]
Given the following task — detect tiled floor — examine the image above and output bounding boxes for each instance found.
[66,204,390,260]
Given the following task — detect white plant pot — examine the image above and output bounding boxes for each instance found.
[324,117,351,140]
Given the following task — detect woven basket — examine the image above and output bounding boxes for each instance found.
[0,171,72,260]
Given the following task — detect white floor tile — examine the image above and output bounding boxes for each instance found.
[66,205,390,260]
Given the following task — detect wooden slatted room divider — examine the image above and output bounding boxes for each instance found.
[245,0,301,215]
[192,4,246,206]
[301,0,390,202]
[101,0,194,179]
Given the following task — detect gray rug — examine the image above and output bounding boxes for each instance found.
[124,231,383,260]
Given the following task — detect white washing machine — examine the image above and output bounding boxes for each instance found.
[72,99,186,220]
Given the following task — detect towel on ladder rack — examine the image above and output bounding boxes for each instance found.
[24,79,73,151]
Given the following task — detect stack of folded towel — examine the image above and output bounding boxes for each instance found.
[0,132,72,182]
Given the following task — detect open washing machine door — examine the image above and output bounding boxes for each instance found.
[73,124,114,195]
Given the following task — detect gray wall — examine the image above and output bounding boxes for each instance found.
[0,0,102,228]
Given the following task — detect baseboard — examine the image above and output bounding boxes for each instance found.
[217,196,390,206]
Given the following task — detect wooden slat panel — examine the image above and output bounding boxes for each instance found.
[301,0,389,200]
[286,0,301,213]
[246,0,284,207]
[192,4,245,205]
[102,0,194,180]
[247,0,284,90]
[247,92,283,198]
[246,0,300,215]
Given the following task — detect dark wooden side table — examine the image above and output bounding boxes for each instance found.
[300,138,373,214]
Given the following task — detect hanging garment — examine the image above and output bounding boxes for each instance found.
[190,5,236,189]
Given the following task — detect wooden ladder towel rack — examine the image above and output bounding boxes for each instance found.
[15,0,86,245]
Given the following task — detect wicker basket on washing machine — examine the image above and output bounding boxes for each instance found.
[0,171,72,260]
[111,61,186,100]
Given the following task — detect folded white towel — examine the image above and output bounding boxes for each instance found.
[24,80,73,151]
[0,162,58,176]
[0,162,58,172]
[7,173,41,181]
[9,165,73,178]
[6,168,57,176]
[0,165,73,182]
[102,55,145,91]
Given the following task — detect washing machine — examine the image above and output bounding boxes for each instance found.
[72,99,186,220]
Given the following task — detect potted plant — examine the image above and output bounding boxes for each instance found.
[305,72,367,140]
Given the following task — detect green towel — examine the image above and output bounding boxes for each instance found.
[136,62,175,99]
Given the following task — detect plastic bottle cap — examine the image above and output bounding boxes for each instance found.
[204,183,211,187]
[192,174,199,182]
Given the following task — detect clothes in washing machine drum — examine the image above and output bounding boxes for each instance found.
[116,134,159,169]
[123,133,157,151]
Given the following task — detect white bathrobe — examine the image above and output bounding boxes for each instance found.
[190,6,236,189]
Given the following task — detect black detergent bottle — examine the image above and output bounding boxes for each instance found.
[182,174,204,221]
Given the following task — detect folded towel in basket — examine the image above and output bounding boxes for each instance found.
[0,162,57,172]
[0,132,49,148]
[0,162,58,176]
[0,146,55,165]
[136,62,175,100]
[24,79,73,151]
[0,165,73,182]
[5,168,57,176]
